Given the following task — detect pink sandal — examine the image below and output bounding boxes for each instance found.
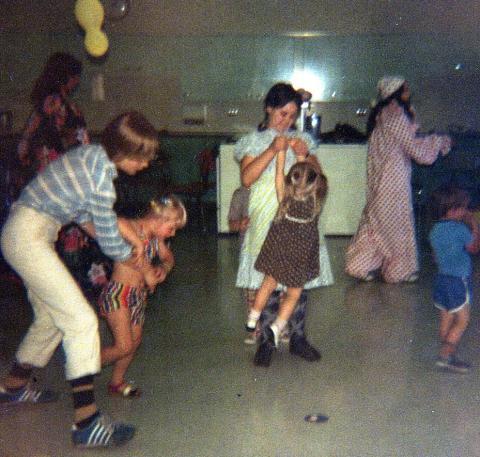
[108,381,141,398]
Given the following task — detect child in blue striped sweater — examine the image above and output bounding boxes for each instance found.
[0,111,159,448]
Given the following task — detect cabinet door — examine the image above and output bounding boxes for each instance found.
[317,145,367,235]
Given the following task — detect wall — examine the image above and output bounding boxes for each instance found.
[0,2,479,135]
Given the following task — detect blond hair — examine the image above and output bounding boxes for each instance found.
[146,194,187,229]
[276,161,328,222]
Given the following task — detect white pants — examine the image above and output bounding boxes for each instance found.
[1,205,100,380]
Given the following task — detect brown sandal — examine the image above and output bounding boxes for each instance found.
[108,382,141,398]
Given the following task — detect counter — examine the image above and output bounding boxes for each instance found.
[316,144,367,234]
[217,143,367,235]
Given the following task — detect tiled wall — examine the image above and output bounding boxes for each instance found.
[0,30,478,134]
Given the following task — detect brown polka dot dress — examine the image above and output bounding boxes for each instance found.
[254,197,319,287]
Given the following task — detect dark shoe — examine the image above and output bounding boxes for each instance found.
[254,339,274,367]
[0,384,58,404]
[289,336,321,362]
[404,273,419,283]
[435,355,470,374]
[72,413,135,448]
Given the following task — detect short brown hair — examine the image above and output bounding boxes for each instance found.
[430,184,470,221]
[101,111,158,161]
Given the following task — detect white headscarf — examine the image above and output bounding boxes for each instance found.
[377,76,405,100]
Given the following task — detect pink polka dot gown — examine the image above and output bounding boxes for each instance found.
[345,101,451,283]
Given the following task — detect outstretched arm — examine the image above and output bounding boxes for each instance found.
[388,106,451,165]
[275,149,286,203]
[289,137,323,168]
[117,218,145,266]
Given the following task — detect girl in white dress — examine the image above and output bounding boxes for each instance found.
[235,82,334,366]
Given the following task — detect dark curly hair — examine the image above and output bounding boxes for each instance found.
[366,83,413,138]
[30,52,82,108]
[258,83,303,132]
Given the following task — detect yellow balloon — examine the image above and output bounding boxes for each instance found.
[75,0,104,29]
[84,29,109,57]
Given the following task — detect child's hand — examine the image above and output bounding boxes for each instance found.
[130,239,145,268]
[464,210,480,254]
[289,138,309,160]
[270,136,289,154]
[144,265,167,293]
[239,216,250,233]
[440,135,452,156]
[80,221,96,238]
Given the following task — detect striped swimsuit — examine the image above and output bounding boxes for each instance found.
[98,238,159,326]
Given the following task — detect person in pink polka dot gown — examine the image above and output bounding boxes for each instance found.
[345,76,451,283]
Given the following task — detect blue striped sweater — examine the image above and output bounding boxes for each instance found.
[17,143,132,261]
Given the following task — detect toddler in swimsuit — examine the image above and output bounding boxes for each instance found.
[99,194,186,396]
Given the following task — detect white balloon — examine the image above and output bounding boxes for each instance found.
[104,0,130,21]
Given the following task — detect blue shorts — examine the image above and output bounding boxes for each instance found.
[433,274,472,313]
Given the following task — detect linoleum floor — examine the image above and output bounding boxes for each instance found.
[1,232,480,457]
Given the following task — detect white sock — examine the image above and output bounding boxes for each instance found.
[272,318,287,333]
[270,319,287,347]
[246,309,261,330]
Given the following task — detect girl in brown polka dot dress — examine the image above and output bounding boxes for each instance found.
[246,147,328,349]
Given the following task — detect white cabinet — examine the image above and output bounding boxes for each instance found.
[316,144,367,235]
[216,143,367,235]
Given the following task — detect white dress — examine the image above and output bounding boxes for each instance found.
[235,128,334,290]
